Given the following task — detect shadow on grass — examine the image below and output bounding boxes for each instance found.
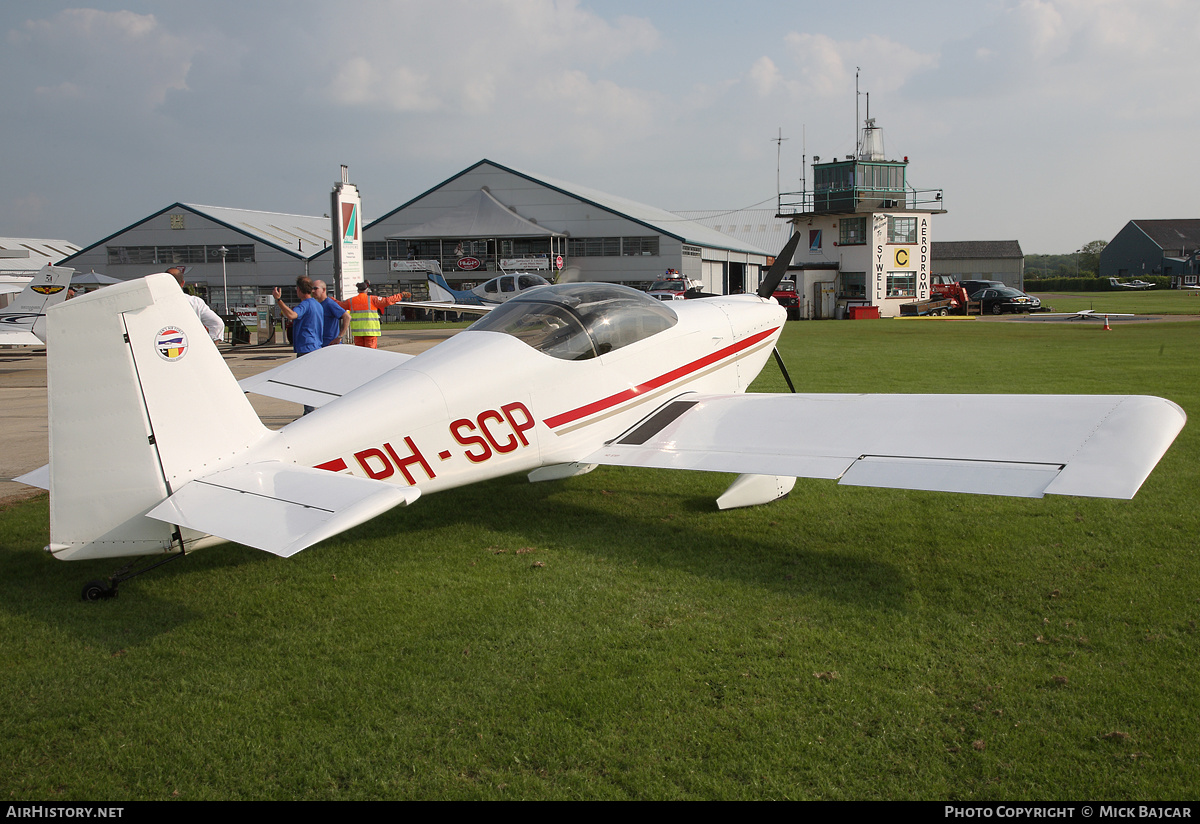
[320,466,912,613]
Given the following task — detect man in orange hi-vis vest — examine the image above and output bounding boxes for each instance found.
[338,281,411,348]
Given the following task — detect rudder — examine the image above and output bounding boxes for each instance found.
[46,274,269,560]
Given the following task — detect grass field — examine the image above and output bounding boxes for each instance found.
[2,318,1197,800]
[1027,288,1200,316]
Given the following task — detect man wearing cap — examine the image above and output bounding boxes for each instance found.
[337,281,411,348]
[164,266,224,342]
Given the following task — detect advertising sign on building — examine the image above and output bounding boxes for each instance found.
[499,258,550,271]
[330,165,363,301]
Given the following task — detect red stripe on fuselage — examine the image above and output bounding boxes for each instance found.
[543,326,779,430]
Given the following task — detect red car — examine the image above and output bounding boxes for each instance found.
[772,279,799,319]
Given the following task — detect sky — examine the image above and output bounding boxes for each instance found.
[2,0,1197,255]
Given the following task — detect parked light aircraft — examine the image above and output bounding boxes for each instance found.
[16,236,1186,599]
[1108,277,1155,290]
[1038,309,1137,321]
[418,269,553,311]
[0,265,73,346]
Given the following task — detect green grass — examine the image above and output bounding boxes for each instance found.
[1027,288,1200,315]
[2,319,1198,800]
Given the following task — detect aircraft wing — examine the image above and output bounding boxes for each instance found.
[584,393,1186,500]
[402,300,493,314]
[146,462,419,557]
[239,344,416,407]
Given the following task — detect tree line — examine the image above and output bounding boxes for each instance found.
[1026,240,1106,279]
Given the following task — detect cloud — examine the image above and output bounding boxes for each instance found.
[329,57,439,111]
[932,0,1200,102]
[748,56,783,98]
[10,8,197,111]
[781,32,937,98]
[319,0,660,115]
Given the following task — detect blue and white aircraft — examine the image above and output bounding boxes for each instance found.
[418,269,553,312]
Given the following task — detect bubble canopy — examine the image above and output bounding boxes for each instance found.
[469,283,679,361]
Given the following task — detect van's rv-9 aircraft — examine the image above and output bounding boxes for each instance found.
[15,236,1186,599]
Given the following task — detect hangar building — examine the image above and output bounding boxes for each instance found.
[59,162,769,310]
[61,203,331,313]
[1,237,82,275]
[308,160,770,295]
[1100,219,1200,288]
[931,241,1025,290]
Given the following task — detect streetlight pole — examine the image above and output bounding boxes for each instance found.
[217,246,229,315]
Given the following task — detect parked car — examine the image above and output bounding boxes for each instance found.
[648,276,700,301]
[969,286,1042,315]
[957,279,1005,296]
[772,279,799,319]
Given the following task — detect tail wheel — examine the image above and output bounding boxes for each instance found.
[81,580,115,601]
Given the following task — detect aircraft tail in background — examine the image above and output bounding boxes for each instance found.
[0,265,73,346]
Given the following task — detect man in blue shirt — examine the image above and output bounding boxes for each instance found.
[273,277,344,415]
[312,279,350,346]
[273,278,324,355]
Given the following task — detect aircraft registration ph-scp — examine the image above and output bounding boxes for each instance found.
[15,235,1186,598]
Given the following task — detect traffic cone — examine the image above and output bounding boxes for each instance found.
[1103,314,1111,331]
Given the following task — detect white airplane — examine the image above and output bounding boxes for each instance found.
[1108,278,1155,290]
[0,265,73,346]
[1038,309,1137,321]
[15,236,1186,599]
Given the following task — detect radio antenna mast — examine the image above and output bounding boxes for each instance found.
[774,127,789,211]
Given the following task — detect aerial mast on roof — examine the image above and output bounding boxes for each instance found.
[774,127,789,212]
[854,67,862,157]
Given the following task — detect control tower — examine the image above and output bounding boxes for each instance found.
[777,118,946,318]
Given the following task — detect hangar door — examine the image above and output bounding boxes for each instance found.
[702,260,726,294]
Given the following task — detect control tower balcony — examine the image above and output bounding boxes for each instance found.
[777,159,945,217]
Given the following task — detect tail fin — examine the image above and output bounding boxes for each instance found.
[0,265,73,345]
[46,274,269,560]
[426,271,461,303]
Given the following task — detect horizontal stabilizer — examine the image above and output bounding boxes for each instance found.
[586,393,1186,500]
[239,345,415,408]
[146,462,419,557]
[14,464,49,490]
[0,330,44,346]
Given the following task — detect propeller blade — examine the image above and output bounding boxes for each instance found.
[757,230,802,299]
[772,347,796,393]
